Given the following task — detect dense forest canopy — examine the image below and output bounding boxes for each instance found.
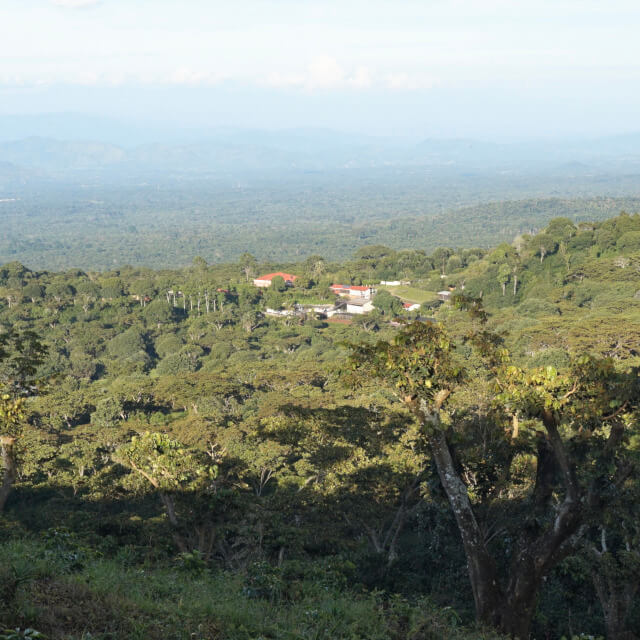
[1,212,640,639]
[3,163,640,270]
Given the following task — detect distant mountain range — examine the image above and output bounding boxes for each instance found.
[1,114,640,178]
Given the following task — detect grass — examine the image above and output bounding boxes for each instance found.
[0,538,506,640]
[376,285,439,305]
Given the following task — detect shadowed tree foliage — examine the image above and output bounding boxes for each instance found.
[0,328,47,512]
[347,297,640,638]
[115,432,222,559]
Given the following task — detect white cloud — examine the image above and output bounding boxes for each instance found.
[385,72,438,91]
[3,67,232,88]
[305,56,345,90]
[263,58,435,92]
[50,0,101,8]
[164,68,228,87]
[350,66,373,90]
[263,57,350,91]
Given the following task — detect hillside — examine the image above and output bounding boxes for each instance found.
[1,213,639,638]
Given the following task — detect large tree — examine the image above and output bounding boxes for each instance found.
[348,299,639,638]
[115,432,222,559]
[581,471,640,640]
[0,328,47,512]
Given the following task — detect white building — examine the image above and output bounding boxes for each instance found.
[330,284,375,299]
[346,300,374,314]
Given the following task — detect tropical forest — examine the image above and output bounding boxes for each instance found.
[1,210,640,639]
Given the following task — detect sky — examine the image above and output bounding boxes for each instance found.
[2,0,640,141]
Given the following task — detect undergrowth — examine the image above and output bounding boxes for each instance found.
[0,538,505,640]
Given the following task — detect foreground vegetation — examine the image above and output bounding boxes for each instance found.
[1,537,509,640]
[2,212,640,638]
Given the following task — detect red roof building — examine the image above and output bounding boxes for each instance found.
[253,272,298,287]
[330,284,374,299]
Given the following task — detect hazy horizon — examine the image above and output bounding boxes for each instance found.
[3,112,640,150]
[3,1,640,141]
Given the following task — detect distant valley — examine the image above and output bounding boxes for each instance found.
[1,123,640,270]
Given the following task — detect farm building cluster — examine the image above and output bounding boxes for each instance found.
[253,272,434,320]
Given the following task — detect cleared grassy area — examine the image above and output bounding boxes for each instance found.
[377,285,439,304]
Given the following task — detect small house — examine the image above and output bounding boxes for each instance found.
[348,285,374,299]
[329,284,350,295]
[253,272,297,288]
[330,284,375,299]
[346,299,374,315]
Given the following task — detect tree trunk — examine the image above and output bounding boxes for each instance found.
[591,553,639,640]
[497,550,547,638]
[498,599,538,639]
[159,491,178,525]
[362,473,421,567]
[0,437,18,513]
[418,405,504,629]
[600,591,636,640]
[415,402,587,639]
